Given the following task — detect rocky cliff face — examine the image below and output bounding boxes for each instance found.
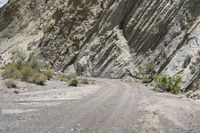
[1,0,200,91]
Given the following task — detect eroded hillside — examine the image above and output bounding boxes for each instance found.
[1,0,200,91]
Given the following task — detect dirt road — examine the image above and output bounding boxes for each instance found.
[0,78,200,133]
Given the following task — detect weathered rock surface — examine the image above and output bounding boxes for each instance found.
[1,0,200,90]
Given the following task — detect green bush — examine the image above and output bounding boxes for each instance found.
[33,73,47,85]
[170,75,182,94]
[44,69,54,80]
[4,79,18,88]
[1,63,21,79]
[1,47,53,86]
[139,60,156,83]
[154,74,170,91]
[20,65,36,82]
[1,48,31,80]
[154,74,182,94]
[2,63,36,82]
[68,78,79,87]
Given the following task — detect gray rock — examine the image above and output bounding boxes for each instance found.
[1,0,200,90]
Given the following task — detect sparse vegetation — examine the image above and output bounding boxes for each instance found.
[11,47,27,68]
[0,48,49,86]
[58,74,84,87]
[154,74,182,94]
[58,74,68,81]
[20,65,36,82]
[154,74,169,91]
[44,69,54,80]
[28,53,42,70]
[139,60,156,83]
[4,79,18,88]
[80,78,89,84]
[68,78,79,87]
[1,63,21,79]
[58,74,76,82]
[138,59,181,95]
[1,48,90,88]
[33,73,47,85]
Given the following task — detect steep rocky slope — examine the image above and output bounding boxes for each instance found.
[1,0,200,91]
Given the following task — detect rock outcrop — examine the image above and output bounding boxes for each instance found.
[1,0,200,91]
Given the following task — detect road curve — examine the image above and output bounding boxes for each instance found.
[1,78,200,133]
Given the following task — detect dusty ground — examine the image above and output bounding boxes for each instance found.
[0,78,200,133]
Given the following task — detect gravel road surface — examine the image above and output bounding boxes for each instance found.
[0,78,200,133]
